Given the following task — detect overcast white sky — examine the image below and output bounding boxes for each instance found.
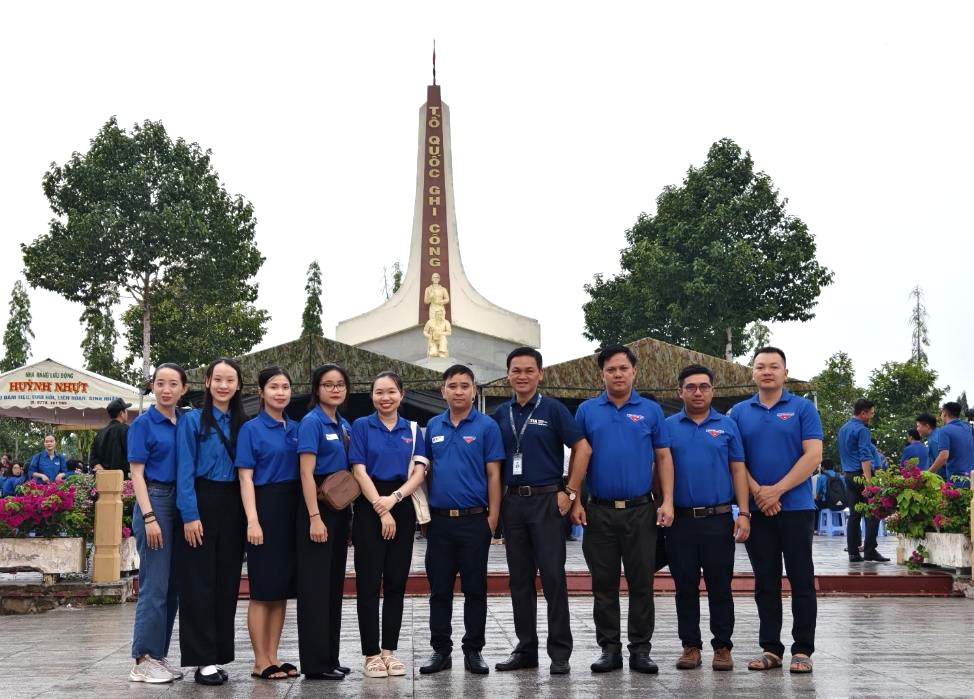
[2,1,972,396]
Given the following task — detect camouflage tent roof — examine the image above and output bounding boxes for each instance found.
[482,335,813,402]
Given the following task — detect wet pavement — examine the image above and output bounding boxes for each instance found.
[2,593,972,698]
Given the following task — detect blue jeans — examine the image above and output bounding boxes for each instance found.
[131,483,179,659]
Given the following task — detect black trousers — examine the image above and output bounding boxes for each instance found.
[502,491,572,661]
[581,500,658,653]
[177,479,245,667]
[845,473,879,555]
[744,510,816,657]
[352,479,415,656]
[425,511,492,654]
[296,494,350,674]
[666,512,736,650]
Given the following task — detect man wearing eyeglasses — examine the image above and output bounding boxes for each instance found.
[665,364,751,672]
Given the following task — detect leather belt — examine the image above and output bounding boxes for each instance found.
[431,506,486,517]
[506,483,562,496]
[590,493,654,509]
[675,503,734,518]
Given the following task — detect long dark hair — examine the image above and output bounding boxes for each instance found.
[308,363,351,410]
[257,365,292,410]
[201,357,245,442]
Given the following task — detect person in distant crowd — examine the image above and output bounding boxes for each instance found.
[901,429,930,469]
[1,453,11,477]
[91,398,133,478]
[869,440,888,471]
[2,462,26,496]
[491,347,586,676]
[728,347,822,675]
[29,434,68,484]
[813,460,840,512]
[937,402,974,486]
[916,413,947,473]
[665,364,751,672]
[838,399,887,563]
[420,365,503,676]
[568,345,674,676]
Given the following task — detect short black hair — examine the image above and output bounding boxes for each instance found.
[942,401,962,419]
[853,398,875,415]
[916,412,937,429]
[597,345,637,370]
[678,364,714,387]
[506,347,543,369]
[443,364,476,384]
[907,428,922,441]
[752,346,786,365]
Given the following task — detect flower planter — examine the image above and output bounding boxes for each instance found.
[119,536,140,573]
[0,537,86,583]
[899,533,973,569]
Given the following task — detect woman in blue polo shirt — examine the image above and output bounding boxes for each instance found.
[349,371,428,678]
[2,462,26,496]
[236,365,300,681]
[295,363,354,680]
[128,363,188,685]
[29,434,68,483]
[175,358,247,686]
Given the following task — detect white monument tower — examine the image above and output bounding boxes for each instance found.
[336,75,540,380]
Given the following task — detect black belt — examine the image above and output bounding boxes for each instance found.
[675,503,733,518]
[506,483,562,496]
[146,479,174,487]
[431,506,486,517]
[590,493,654,509]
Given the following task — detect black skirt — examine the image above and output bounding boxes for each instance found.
[247,480,299,601]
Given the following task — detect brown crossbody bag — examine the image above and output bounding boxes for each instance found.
[316,424,360,510]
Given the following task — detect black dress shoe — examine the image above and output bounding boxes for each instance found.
[629,652,659,674]
[849,553,865,562]
[334,665,351,675]
[194,668,225,686]
[495,652,539,671]
[864,551,890,562]
[306,669,345,680]
[550,659,570,675]
[590,651,623,673]
[420,652,452,674]
[217,668,228,681]
[464,651,489,674]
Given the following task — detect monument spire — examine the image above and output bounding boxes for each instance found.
[432,40,436,86]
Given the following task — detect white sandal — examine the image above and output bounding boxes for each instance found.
[364,654,388,678]
[382,653,406,676]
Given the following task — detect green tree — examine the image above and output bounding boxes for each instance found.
[80,299,127,381]
[391,261,403,295]
[1,280,34,372]
[582,138,834,359]
[867,360,947,458]
[23,117,265,381]
[955,391,968,414]
[812,351,862,463]
[908,285,929,365]
[301,261,323,337]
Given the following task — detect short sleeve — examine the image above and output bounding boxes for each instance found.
[554,400,584,447]
[727,420,745,462]
[651,404,671,448]
[799,400,824,440]
[484,420,506,462]
[235,422,257,469]
[413,425,428,460]
[297,416,322,455]
[856,428,873,462]
[127,417,151,464]
[348,419,369,466]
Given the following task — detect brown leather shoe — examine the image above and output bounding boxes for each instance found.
[676,646,702,670]
[712,647,733,671]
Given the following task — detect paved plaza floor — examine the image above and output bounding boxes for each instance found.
[2,593,972,698]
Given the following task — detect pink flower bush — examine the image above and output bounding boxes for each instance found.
[0,481,76,532]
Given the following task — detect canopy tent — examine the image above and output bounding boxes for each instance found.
[0,358,153,428]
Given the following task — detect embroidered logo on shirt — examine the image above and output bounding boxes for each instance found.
[463,436,477,444]
[706,429,725,437]
[527,418,549,427]
[431,435,445,444]
[402,436,413,444]
[626,413,645,422]
[777,412,795,421]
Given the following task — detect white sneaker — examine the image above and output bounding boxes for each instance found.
[157,657,184,679]
[129,656,174,683]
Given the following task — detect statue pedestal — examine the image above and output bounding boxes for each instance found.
[414,356,463,374]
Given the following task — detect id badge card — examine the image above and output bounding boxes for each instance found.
[512,452,523,476]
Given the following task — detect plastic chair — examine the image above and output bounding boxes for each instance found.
[817,508,847,536]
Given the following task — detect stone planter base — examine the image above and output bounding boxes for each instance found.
[899,533,973,569]
[0,537,86,584]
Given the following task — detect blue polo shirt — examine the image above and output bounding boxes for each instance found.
[425,408,505,509]
[493,393,583,486]
[175,406,238,522]
[574,390,671,500]
[728,390,823,511]
[900,441,929,469]
[235,410,299,485]
[297,405,351,476]
[349,412,427,482]
[941,419,974,480]
[128,405,180,483]
[666,408,744,508]
[29,451,69,482]
[2,473,26,496]
[927,428,947,467]
[837,417,873,473]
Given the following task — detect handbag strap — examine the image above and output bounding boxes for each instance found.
[197,421,236,463]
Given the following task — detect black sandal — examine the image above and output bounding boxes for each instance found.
[279,662,299,677]
[251,664,287,680]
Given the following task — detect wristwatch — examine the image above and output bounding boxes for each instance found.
[393,490,404,503]
[738,511,752,519]
[564,486,577,502]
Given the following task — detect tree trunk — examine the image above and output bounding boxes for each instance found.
[724,327,733,362]
[141,297,151,384]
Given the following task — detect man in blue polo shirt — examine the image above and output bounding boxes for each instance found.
[916,412,947,473]
[666,364,751,673]
[837,399,888,562]
[420,365,504,676]
[901,429,929,470]
[938,402,974,486]
[492,347,586,675]
[728,346,822,675]
[567,345,674,675]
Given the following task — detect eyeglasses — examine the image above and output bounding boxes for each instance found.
[682,383,713,393]
[320,382,347,391]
